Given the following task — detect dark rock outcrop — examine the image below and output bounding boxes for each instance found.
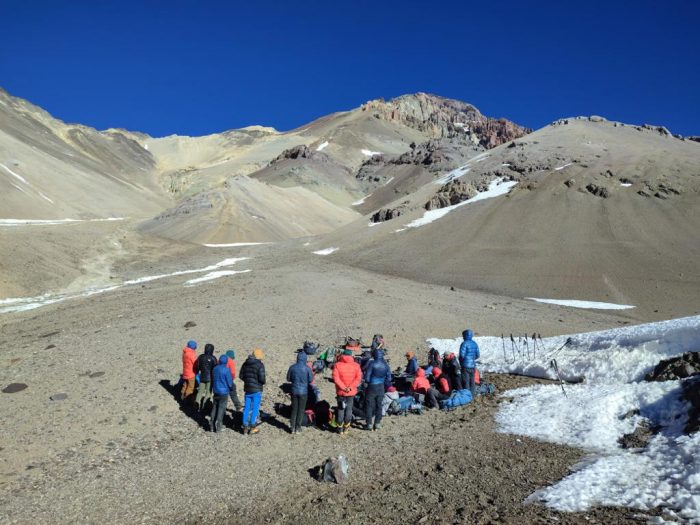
[424,179,480,210]
[644,352,700,382]
[586,183,609,198]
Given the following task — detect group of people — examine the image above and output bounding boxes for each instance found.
[177,329,481,436]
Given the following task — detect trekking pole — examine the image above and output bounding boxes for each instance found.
[523,334,530,361]
[550,359,567,397]
[531,333,537,360]
[501,334,507,363]
[509,334,517,362]
[549,337,573,360]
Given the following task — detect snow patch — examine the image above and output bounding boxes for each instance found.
[203,242,271,247]
[0,163,28,185]
[361,149,382,156]
[352,194,370,206]
[0,218,125,227]
[428,315,700,520]
[123,258,248,285]
[395,228,406,232]
[406,178,517,228]
[316,141,329,152]
[184,269,251,285]
[383,177,394,185]
[526,298,635,310]
[620,183,633,188]
[434,165,470,185]
[313,247,338,255]
[554,162,573,171]
[38,192,54,204]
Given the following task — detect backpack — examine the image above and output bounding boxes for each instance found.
[440,389,473,410]
[475,368,481,385]
[321,455,349,484]
[476,383,496,395]
[303,341,318,355]
[387,399,402,415]
[428,347,442,368]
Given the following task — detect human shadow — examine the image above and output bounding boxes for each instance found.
[158,379,210,431]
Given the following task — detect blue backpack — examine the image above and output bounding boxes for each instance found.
[476,383,496,395]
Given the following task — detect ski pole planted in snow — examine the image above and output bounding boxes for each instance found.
[501,334,507,363]
[510,334,517,362]
[550,359,567,397]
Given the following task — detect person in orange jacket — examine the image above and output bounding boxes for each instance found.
[410,368,430,397]
[426,366,452,409]
[332,349,362,435]
[181,340,198,404]
[224,349,243,411]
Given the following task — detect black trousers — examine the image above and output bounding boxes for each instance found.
[290,394,307,430]
[365,383,385,427]
[426,387,450,409]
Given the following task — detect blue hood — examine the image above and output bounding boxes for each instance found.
[219,355,229,365]
[296,351,308,363]
[187,340,197,350]
[463,329,473,341]
[372,349,385,361]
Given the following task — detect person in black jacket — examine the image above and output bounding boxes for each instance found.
[441,352,462,391]
[286,351,313,434]
[239,348,266,435]
[194,343,217,412]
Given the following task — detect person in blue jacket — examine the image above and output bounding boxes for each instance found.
[364,349,392,431]
[286,351,314,434]
[459,329,480,396]
[210,354,233,433]
[404,351,419,376]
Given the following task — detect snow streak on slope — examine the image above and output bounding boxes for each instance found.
[428,316,700,521]
[361,149,382,156]
[526,298,635,310]
[313,247,338,255]
[405,178,517,229]
[316,141,329,151]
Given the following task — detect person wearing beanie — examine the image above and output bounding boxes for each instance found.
[332,348,362,435]
[286,351,313,434]
[381,385,400,416]
[180,340,198,404]
[210,355,233,432]
[404,351,418,376]
[194,343,217,412]
[224,349,242,411]
[239,348,266,434]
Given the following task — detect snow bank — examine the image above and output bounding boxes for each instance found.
[526,297,635,310]
[361,149,382,156]
[184,269,251,285]
[203,242,271,247]
[428,315,700,520]
[316,141,329,152]
[313,247,338,255]
[405,178,517,229]
[0,218,125,227]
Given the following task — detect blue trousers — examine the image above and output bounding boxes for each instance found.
[243,391,262,427]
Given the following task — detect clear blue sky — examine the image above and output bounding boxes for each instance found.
[1,1,698,137]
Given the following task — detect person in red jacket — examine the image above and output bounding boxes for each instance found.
[410,368,430,397]
[426,367,452,409]
[332,349,362,435]
[224,349,243,411]
[181,340,198,404]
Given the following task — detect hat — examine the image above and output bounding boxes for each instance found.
[387,386,397,393]
[226,349,235,360]
[253,348,264,360]
[342,349,354,356]
[405,351,414,359]
[187,340,197,350]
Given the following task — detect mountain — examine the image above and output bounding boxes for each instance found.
[319,116,700,320]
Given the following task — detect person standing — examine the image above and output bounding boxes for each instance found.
[364,348,392,431]
[210,354,233,432]
[286,351,313,434]
[180,340,198,405]
[459,329,480,397]
[239,348,266,435]
[194,343,217,412]
[332,349,362,435]
[224,349,243,411]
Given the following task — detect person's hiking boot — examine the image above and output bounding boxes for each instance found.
[242,426,249,435]
[250,426,260,435]
[290,426,296,435]
[343,423,351,434]
[373,423,381,431]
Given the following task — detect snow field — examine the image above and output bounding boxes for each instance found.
[526,297,635,310]
[428,315,700,520]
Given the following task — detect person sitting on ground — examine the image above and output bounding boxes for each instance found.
[426,367,451,409]
[427,347,442,369]
[287,351,314,434]
[194,343,217,412]
[239,348,266,435]
[459,329,480,397]
[442,351,462,392]
[224,349,243,411]
[410,368,430,397]
[381,386,400,416]
[404,351,419,376]
[210,354,233,433]
[180,340,198,405]
[332,349,362,435]
[364,348,392,431]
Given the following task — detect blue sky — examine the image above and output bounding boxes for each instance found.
[1,1,698,137]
